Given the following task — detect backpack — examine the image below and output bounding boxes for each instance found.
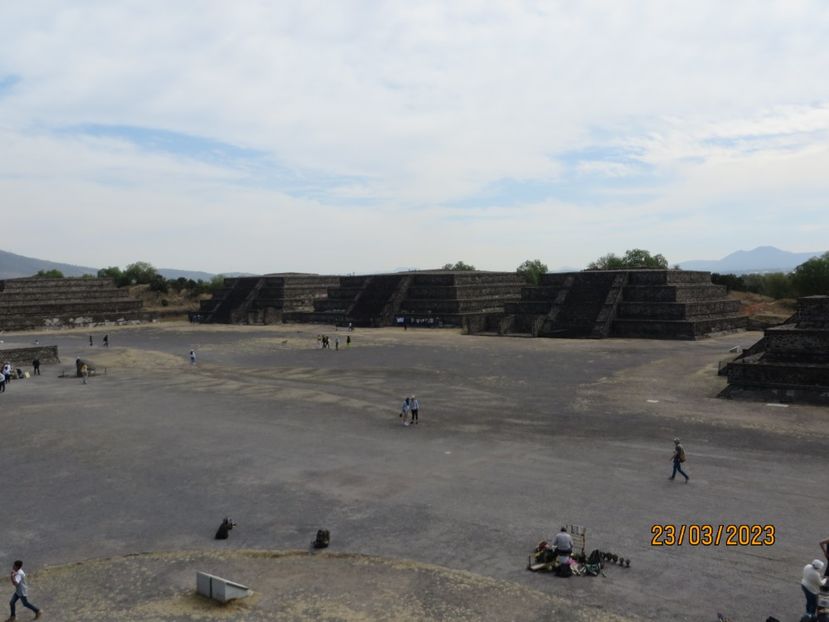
[678,446,687,463]
[313,529,330,549]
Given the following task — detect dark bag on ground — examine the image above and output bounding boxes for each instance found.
[314,529,330,549]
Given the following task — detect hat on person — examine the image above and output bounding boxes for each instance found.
[812,559,825,570]
[673,438,680,444]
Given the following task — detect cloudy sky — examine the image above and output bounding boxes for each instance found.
[1,2,828,274]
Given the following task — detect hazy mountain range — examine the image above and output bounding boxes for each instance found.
[1,246,824,281]
[677,246,824,274]
[0,248,245,281]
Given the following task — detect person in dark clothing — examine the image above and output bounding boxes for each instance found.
[32,359,41,376]
[669,438,689,483]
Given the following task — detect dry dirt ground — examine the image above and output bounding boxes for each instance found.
[0,322,826,621]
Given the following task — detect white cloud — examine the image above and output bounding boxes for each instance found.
[0,1,828,271]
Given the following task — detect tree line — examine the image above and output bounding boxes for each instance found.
[34,249,828,300]
[35,262,225,296]
[711,251,829,298]
[446,249,829,297]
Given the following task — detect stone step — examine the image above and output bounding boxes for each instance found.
[622,284,728,302]
[626,270,713,285]
[617,300,743,320]
[726,359,829,389]
[612,315,748,339]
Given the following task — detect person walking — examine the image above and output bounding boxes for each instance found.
[80,363,89,385]
[802,559,827,619]
[8,560,41,619]
[103,334,109,348]
[0,372,5,393]
[669,438,689,483]
[400,397,411,425]
[89,335,93,347]
[335,337,339,351]
[2,363,11,388]
[189,350,197,366]
[346,335,351,348]
[410,395,420,424]
[32,359,40,376]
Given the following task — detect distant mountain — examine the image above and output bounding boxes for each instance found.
[678,246,824,274]
[0,248,98,280]
[0,248,250,281]
[157,268,218,281]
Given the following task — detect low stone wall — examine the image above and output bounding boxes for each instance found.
[721,296,829,402]
[0,345,60,367]
[0,277,143,331]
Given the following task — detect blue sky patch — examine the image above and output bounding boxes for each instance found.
[0,74,21,97]
[56,123,373,203]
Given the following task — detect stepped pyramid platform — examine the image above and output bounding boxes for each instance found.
[0,277,143,331]
[201,271,523,328]
[199,274,340,324]
[399,271,523,328]
[490,269,746,339]
[721,296,829,403]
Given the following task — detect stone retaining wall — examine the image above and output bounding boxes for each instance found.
[0,278,143,331]
[0,345,60,367]
[722,296,829,402]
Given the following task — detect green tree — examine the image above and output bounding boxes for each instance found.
[791,252,829,297]
[711,273,745,292]
[35,269,64,278]
[123,261,159,285]
[516,259,548,285]
[764,272,796,299]
[587,253,625,270]
[98,266,126,286]
[588,248,668,270]
[441,261,476,271]
[148,273,169,293]
[207,274,226,292]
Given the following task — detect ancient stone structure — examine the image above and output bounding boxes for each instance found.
[0,277,143,331]
[203,271,523,327]
[0,345,60,367]
[199,274,339,324]
[721,295,829,403]
[494,269,746,339]
[201,269,745,339]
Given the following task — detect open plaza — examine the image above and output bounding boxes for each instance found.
[1,322,826,621]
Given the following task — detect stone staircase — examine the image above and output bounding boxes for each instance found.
[490,270,746,340]
[399,272,523,330]
[201,275,339,324]
[0,277,143,330]
[612,270,746,339]
[721,296,829,403]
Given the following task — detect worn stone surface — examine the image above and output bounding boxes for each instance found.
[1,322,825,622]
[497,270,746,340]
[203,272,523,328]
[28,550,628,621]
[0,277,142,330]
[0,345,60,367]
[723,295,829,402]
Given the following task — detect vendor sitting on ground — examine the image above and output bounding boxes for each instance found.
[551,527,573,557]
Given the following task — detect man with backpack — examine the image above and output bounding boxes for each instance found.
[670,438,689,483]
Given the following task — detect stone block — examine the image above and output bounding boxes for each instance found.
[196,571,251,603]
